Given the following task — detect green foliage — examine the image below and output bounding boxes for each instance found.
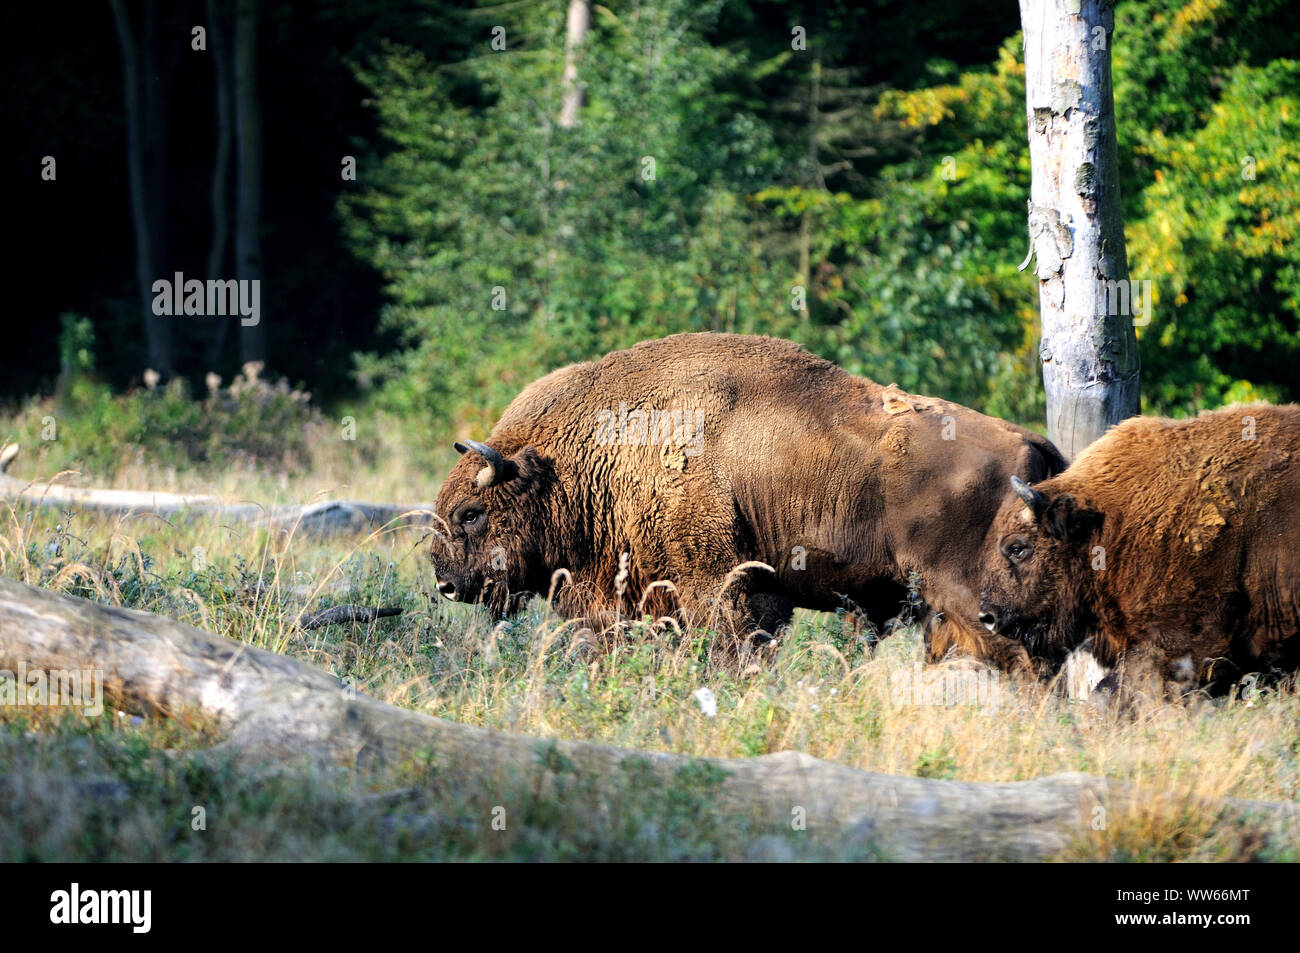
[57,313,95,377]
[1128,58,1300,412]
[342,0,1300,434]
[769,35,1044,420]
[1113,0,1300,196]
[792,8,1300,418]
[6,365,336,478]
[346,12,1049,427]
[915,746,958,780]
[342,0,794,440]
[1117,3,1300,411]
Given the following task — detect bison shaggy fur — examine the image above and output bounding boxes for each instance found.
[979,404,1300,700]
[431,332,1065,668]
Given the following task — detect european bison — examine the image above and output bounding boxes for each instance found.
[978,404,1300,700]
[431,333,1064,667]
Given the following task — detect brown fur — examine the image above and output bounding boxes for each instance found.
[431,333,1064,667]
[979,404,1300,698]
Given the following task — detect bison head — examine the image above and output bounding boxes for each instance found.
[431,439,552,617]
[977,476,1105,659]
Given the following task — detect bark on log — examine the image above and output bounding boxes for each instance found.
[0,576,1292,861]
[0,445,432,537]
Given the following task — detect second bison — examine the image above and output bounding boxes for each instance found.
[431,332,1064,667]
[978,404,1300,699]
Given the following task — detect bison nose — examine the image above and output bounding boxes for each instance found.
[437,581,457,600]
[977,610,997,632]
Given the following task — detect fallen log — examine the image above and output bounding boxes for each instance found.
[0,444,434,537]
[0,576,1292,860]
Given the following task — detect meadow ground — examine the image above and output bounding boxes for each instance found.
[0,389,1296,861]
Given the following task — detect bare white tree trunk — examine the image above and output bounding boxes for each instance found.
[1019,0,1139,460]
[557,0,590,129]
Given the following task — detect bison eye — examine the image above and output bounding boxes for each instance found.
[461,509,483,527]
[1002,537,1032,562]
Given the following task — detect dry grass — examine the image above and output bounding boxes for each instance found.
[0,443,1296,860]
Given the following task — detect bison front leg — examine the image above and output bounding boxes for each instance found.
[834,579,912,651]
[674,570,795,649]
[1088,641,1175,714]
[735,590,796,640]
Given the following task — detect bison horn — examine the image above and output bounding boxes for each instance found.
[1010,475,1049,519]
[455,439,507,488]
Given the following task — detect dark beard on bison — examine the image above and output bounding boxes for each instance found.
[1017,621,1066,666]
[981,599,1067,668]
[479,579,533,618]
[1007,610,1094,672]
[434,570,532,619]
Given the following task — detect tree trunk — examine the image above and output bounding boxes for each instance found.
[233,0,266,366]
[797,52,822,293]
[557,0,590,129]
[0,575,1292,861]
[1019,0,1139,460]
[205,0,235,371]
[110,0,175,378]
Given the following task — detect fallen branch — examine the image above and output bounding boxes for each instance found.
[0,444,433,537]
[0,576,1292,861]
[294,604,404,631]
